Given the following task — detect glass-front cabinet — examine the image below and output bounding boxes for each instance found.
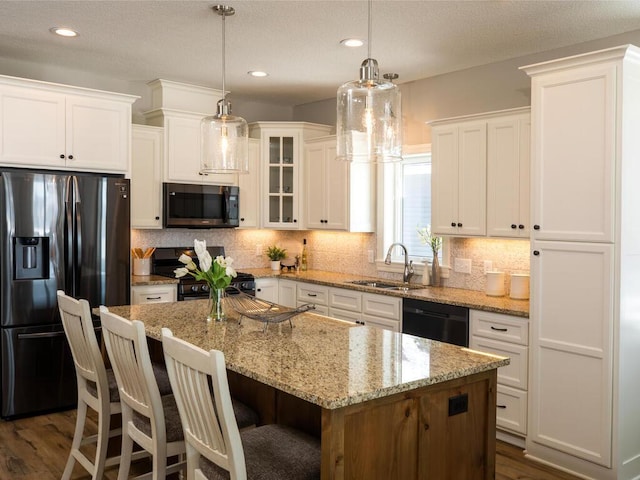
[250,122,331,229]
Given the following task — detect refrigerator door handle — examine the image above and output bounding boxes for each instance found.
[18,331,66,340]
[65,177,75,294]
[73,176,82,281]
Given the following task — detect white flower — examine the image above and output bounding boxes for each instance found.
[194,239,207,258]
[199,250,212,273]
[214,255,227,267]
[178,254,197,270]
[174,267,189,278]
[226,265,237,278]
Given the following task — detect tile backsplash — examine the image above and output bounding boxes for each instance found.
[132,229,529,292]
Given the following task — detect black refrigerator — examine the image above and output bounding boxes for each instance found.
[0,168,130,418]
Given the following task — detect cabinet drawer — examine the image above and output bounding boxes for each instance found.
[299,301,328,316]
[496,384,528,436]
[362,293,401,321]
[470,309,528,345]
[297,284,329,305]
[329,287,362,312]
[361,313,400,333]
[470,336,528,389]
[329,307,361,324]
[131,285,177,305]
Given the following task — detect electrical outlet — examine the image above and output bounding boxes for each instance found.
[367,249,375,263]
[255,244,263,256]
[484,260,493,274]
[454,257,472,274]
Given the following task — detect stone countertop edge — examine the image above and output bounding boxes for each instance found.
[131,274,179,286]
[245,268,530,318]
[96,302,510,411]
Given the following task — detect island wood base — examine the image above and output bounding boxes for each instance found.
[228,369,497,480]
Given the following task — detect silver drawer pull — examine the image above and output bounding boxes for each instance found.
[490,326,508,332]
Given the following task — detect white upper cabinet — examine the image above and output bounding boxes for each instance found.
[303,136,374,232]
[250,122,331,230]
[131,125,163,229]
[431,119,487,236]
[143,79,237,186]
[0,75,136,173]
[530,63,615,243]
[238,138,260,228]
[431,107,530,238]
[487,111,531,237]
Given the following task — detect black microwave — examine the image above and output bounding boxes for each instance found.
[163,183,239,228]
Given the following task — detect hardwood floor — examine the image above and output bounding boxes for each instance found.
[0,408,581,480]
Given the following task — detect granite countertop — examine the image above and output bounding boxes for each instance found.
[103,300,509,410]
[131,274,179,286]
[244,268,529,318]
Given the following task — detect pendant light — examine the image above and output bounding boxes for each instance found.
[201,5,249,174]
[336,0,402,163]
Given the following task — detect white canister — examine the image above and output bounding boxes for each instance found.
[485,271,506,297]
[510,273,530,300]
[133,258,151,276]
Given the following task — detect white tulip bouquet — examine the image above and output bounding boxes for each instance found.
[174,239,237,290]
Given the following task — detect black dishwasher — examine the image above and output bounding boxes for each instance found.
[402,298,469,347]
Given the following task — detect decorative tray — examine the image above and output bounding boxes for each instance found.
[225,287,315,331]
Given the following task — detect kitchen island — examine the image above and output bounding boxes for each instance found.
[104,299,509,479]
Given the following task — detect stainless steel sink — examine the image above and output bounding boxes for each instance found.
[347,280,424,291]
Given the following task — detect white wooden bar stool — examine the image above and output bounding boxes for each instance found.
[100,307,186,480]
[161,328,321,480]
[57,290,128,479]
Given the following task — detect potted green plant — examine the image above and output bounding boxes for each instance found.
[265,245,286,271]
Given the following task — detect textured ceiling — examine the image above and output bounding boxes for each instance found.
[1,0,640,106]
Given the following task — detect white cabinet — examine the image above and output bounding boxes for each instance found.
[131,284,177,305]
[278,279,297,308]
[131,125,163,229]
[145,109,237,185]
[303,136,374,232]
[238,138,260,228]
[255,278,279,304]
[296,283,329,315]
[431,119,486,236]
[486,111,531,237]
[470,310,529,439]
[522,46,640,479]
[250,122,331,229]
[0,75,135,173]
[361,294,401,332]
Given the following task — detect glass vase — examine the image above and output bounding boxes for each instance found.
[207,287,225,322]
[431,255,441,287]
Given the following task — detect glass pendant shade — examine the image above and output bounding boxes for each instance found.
[200,5,249,174]
[337,61,402,163]
[201,99,249,173]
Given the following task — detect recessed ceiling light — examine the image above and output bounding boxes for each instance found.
[50,27,78,37]
[340,38,364,48]
[248,71,268,78]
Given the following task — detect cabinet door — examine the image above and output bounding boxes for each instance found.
[255,278,278,304]
[529,240,613,466]
[431,125,459,235]
[238,138,260,228]
[457,122,486,235]
[66,95,130,172]
[164,114,237,185]
[304,141,326,229]
[278,280,297,308]
[324,142,349,230]
[0,86,66,167]
[131,125,163,228]
[487,115,530,238]
[264,133,300,228]
[531,64,616,243]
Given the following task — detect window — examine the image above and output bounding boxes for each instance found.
[377,144,446,270]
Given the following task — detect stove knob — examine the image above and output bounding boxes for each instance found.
[190,285,199,293]
[202,284,210,292]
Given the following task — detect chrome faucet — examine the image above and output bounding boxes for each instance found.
[384,243,414,284]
